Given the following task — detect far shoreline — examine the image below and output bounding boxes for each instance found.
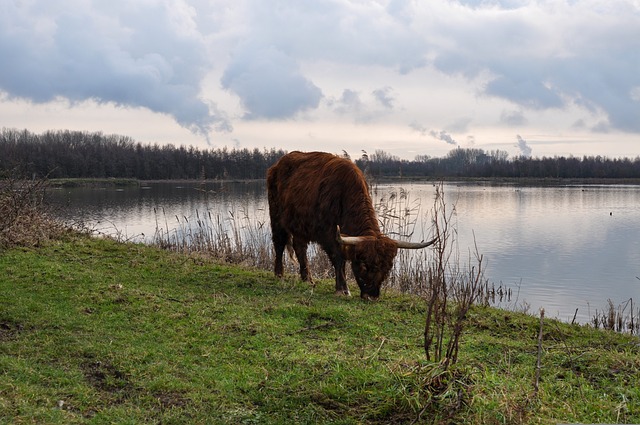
[45,176,640,188]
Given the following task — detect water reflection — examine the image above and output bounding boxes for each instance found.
[436,183,640,323]
[46,181,640,324]
[48,181,269,239]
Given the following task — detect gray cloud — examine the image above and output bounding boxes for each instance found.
[236,0,640,134]
[217,0,426,120]
[516,135,532,157]
[411,119,470,143]
[372,87,395,109]
[572,119,587,130]
[592,121,611,133]
[221,44,322,119]
[501,109,527,126]
[454,0,537,11]
[328,89,398,124]
[2,0,640,146]
[0,0,232,137]
[430,130,458,145]
[243,1,428,73]
[448,117,472,133]
[409,121,428,136]
[486,75,564,109]
[329,89,363,115]
[428,1,640,133]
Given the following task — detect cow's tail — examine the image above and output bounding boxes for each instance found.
[285,236,298,265]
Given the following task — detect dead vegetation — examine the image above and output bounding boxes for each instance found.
[591,298,639,334]
[151,204,336,280]
[0,171,68,250]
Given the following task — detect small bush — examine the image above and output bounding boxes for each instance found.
[0,173,67,250]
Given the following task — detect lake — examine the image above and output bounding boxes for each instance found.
[46,180,640,324]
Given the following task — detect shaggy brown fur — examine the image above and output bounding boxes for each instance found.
[267,151,398,299]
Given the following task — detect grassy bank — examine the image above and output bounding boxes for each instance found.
[1,235,639,424]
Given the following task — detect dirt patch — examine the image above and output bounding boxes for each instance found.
[0,320,24,341]
[79,354,191,415]
[153,390,190,410]
[81,357,133,396]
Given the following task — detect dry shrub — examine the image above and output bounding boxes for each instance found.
[0,173,67,250]
[373,183,490,366]
[418,184,487,366]
[591,298,639,334]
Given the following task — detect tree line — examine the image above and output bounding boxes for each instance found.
[2,128,640,180]
[0,128,285,180]
[354,148,640,179]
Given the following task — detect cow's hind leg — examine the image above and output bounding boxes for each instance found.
[272,226,288,278]
[292,238,313,283]
[330,252,350,296]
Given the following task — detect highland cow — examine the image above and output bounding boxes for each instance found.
[267,151,436,300]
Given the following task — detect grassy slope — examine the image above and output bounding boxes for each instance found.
[1,235,638,424]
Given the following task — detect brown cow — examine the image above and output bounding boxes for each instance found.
[267,151,436,300]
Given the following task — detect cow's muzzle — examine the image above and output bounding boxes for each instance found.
[361,293,379,302]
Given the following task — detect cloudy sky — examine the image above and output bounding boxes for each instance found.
[1,0,639,160]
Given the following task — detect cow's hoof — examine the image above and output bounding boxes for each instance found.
[334,289,351,297]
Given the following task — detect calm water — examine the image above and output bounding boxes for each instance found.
[46,181,640,323]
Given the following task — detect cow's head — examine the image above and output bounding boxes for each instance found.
[349,236,397,300]
[337,226,437,300]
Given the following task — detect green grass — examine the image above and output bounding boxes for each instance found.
[1,235,639,424]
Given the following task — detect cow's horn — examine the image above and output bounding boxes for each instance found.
[395,237,438,249]
[336,225,369,245]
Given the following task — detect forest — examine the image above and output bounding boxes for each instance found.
[2,128,640,180]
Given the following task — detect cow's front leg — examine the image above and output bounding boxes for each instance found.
[320,242,351,296]
[332,254,350,296]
